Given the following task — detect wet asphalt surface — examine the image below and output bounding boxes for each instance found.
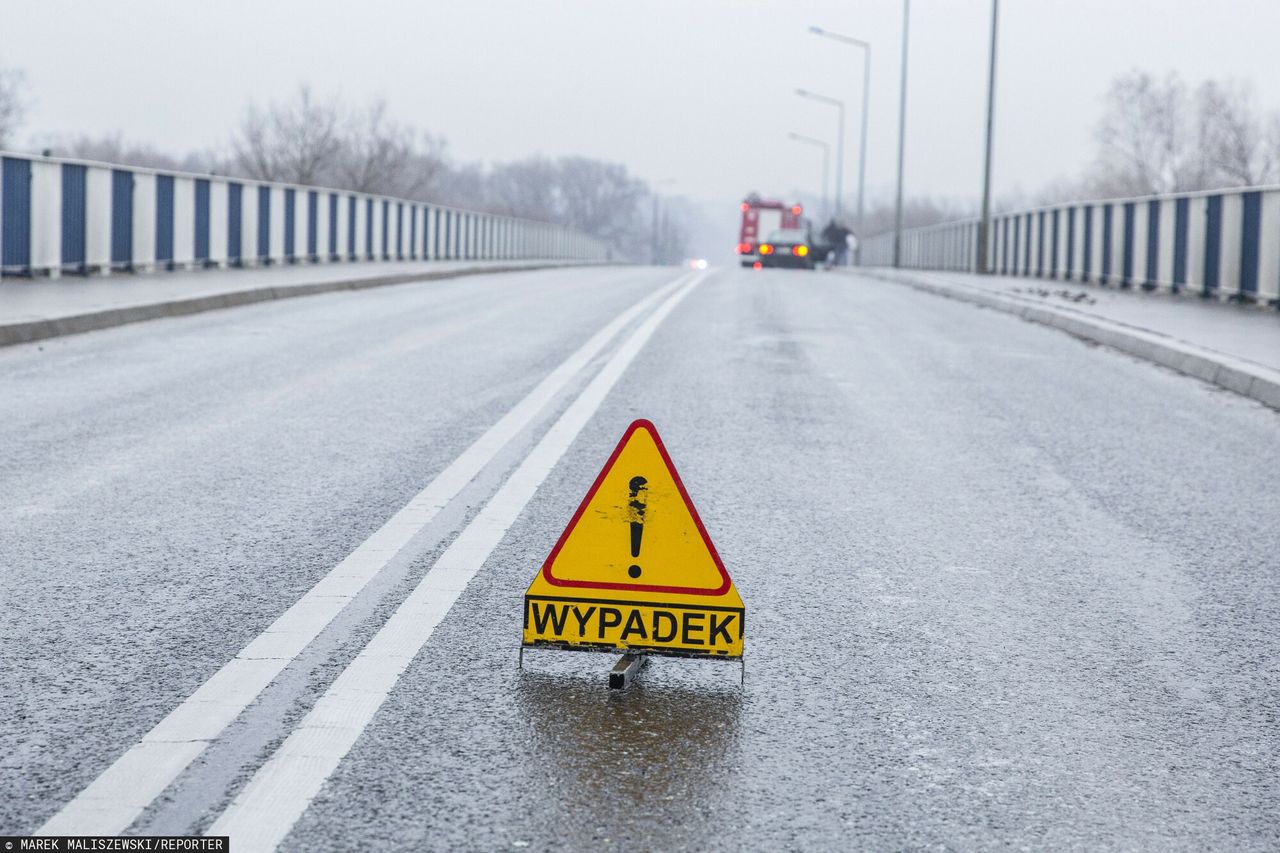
[4,265,1280,850]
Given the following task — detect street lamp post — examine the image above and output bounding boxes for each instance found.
[795,89,845,221]
[977,0,999,274]
[892,0,910,268]
[808,26,870,243]
[788,132,831,221]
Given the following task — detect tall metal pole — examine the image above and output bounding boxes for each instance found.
[890,0,911,267]
[822,142,830,220]
[789,132,831,220]
[856,44,869,250]
[808,27,872,257]
[834,100,845,219]
[796,90,846,220]
[977,0,999,274]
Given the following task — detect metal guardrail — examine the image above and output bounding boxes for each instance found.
[0,150,607,277]
[859,185,1280,306]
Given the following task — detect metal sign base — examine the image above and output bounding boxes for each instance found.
[607,652,648,690]
[519,645,744,688]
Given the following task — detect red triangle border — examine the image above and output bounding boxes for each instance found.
[539,419,733,596]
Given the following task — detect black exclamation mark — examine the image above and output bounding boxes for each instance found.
[627,476,648,579]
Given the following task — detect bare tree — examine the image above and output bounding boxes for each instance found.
[478,155,650,258]
[404,135,450,199]
[1092,71,1198,196]
[1086,70,1280,199]
[1269,114,1280,185]
[334,100,446,197]
[232,85,341,184]
[233,104,276,179]
[486,156,561,220]
[3,70,666,253]
[0,66,28,149]
[1197,80,1276,187]
[0,69,668,258]
[554,156,647,251]
[231,89,447,196]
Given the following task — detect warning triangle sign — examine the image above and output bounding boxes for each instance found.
[523,420,745,659]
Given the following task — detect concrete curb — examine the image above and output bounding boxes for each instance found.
[0,262,590,348]
[857,268,1280,412]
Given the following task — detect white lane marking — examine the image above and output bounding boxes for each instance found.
[209,271,707,851]
[36,271,693,837]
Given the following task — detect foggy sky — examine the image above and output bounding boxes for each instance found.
[3,0,1279,214]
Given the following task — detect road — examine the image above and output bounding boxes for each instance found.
[4,264,1279,850]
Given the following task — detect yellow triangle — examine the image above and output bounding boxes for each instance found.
[523,420,744,658]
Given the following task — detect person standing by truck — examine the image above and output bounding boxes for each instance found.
[821,219,852,266]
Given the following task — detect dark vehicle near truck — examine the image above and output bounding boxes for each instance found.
[756,228,816,269]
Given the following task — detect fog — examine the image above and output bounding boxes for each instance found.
[3,0,1279,258]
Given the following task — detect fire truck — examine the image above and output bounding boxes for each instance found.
[736,194,813,269]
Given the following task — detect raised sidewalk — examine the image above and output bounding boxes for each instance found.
[0,259,583,347]
[853,267,1280,411]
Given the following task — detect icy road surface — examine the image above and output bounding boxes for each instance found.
[4,264,1279,850]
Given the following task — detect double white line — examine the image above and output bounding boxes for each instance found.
[39,268,706,848]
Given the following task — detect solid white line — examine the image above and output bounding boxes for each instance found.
[208,271,707,851]
[37,271,692,837]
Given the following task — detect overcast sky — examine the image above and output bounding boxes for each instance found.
[4,0,1279,216]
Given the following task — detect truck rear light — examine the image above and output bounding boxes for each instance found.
[759,244,774,255]
[791,205,802,215]
[736,242,752,254]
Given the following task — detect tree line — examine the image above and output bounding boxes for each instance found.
[0,77,686,262]
[1079,70,1280,197]
[857,69,1280,239]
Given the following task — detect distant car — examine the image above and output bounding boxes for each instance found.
[756,228,815,269]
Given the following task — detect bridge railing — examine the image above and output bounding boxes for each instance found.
[858,185,1280,306]
[0,150,607,278]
